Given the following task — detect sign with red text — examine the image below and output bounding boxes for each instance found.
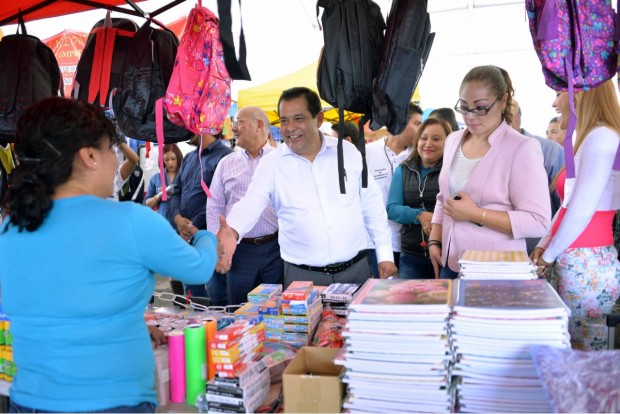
[43,30,87,97]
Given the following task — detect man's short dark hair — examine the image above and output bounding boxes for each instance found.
[428,107,459,132]
[407,103,423,120]
[278,87,322,118]
[331,121,360,146]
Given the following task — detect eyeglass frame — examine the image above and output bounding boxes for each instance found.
[231,117,257,128]
[453,97,500,117]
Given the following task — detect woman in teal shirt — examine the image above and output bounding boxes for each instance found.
[386,117,450,279]
[0,98,218,413]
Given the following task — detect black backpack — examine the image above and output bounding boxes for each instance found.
[0,17,62,145]
[73,14,138,107]
[113,20,193,144]
[371,0,435,135]
[316,0,385,193]
[118,165,145,203]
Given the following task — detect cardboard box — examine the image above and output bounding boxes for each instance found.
[282,347,343,413]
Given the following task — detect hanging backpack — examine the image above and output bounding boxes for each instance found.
[164,0,232,135]
[113,20,193,144]
[0,16,62,145]
[73,13,138,107]
[316,0,386,193]
[526,0,619,179]
[371,0,435,135]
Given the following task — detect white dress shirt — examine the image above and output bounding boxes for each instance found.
[207,142,278,237]
[365,137,413,252]
[226,135,393,266]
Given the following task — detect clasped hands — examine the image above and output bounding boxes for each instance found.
[530,247,553,278]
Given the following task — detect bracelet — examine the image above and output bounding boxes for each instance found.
[426,240,442,249]
[479,208,487,226]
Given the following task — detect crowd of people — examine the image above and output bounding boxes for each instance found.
[0,62,618,412]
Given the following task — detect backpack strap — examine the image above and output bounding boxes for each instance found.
[198,136,212,198]
[536,0,558,40]
[217,0,251,80]
[358,114,369,188]
[337,106,346,194]
[88,27,108,104]
[155,98,169,202]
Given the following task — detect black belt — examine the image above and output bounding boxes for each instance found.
[240,232,278,245]
[290,251,368,274]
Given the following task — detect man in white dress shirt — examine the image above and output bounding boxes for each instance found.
[216,87,397,288]
[365,103,423,272]
[207,107,283,305]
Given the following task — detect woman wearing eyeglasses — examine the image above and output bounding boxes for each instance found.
[427,65,551,279]
[531,80,620,350]
[0,98,218,412]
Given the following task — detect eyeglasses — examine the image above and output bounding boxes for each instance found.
[231,118,256,128]
[454,98,499,117]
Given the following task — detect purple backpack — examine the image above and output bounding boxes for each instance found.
[526,0,619,178]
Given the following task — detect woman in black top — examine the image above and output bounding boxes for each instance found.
[386,117,451,278]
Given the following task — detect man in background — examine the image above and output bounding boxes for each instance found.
[170,132,232,305]
[364,103,423,274]
[207,107,283,305]
[216,87,397,287]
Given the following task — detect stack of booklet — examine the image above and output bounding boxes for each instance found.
[457,250,537,280]
[450,279,571,413]
[337,279,455,413]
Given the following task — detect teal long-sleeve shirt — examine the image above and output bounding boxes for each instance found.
[386,164,432,225]
[0,195,218,412]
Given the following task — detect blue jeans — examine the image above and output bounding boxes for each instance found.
[10,401,156,413]
[227,238,284,306]
[399,252,434,279]
[184,272,228,306]
[206,271,228,306]
[367,249,400,278]
[440,265,459,279]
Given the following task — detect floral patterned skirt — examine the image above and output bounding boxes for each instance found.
[553,245,620,351]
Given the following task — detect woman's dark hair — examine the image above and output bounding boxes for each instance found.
[460,65,515,125]
[429,107,459,132]
[4,97,120,232]
[407,117,452,166]
[278,87,322,118]
[162,144,184,171]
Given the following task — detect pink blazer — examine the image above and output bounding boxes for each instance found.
[432,121,551,271]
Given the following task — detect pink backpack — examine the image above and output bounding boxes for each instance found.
[164,0,231,135]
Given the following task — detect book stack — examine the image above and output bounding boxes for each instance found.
[458,250,537,280]
[339,279,455,413]
[260,298,285,343]
[451,279,570,413]
[202,357,271,413]
[279,282,323,348]
[210,320,265,379]
[247,284,282,304]
[320,283,361,316]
